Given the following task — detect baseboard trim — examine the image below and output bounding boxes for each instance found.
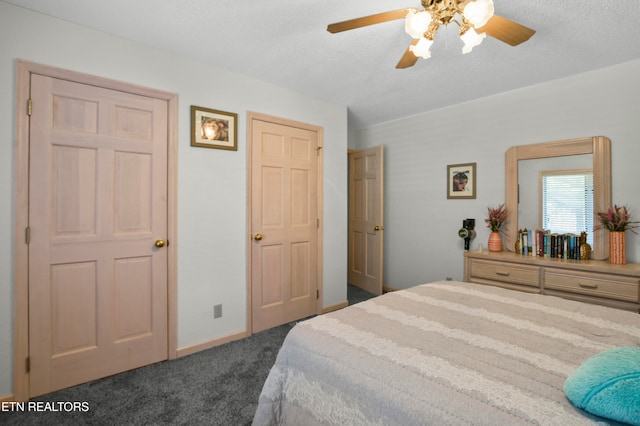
[0,393,15,403]
[176,331,248,358]
[322,300,348,314]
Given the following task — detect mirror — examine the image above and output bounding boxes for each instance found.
[505,137,611,260]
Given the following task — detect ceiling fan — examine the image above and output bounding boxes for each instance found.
[327,0,535,69]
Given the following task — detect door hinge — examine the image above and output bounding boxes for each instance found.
[317,218,320,228]
[26,356,30,373]
[25,227,31,244]
[316,289,320,300]
[27,99,32,116]
[316,146,322,156]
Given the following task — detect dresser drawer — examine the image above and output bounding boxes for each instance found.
[469,259,540,287]
[545,270,639,303]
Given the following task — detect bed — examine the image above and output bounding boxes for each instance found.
[253,281,640,425]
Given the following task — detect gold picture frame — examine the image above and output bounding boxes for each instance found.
[191,105,237,150]
[447,162,476,199]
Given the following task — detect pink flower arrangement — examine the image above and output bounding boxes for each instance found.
[596,205,639,233]
[485,203,508,232]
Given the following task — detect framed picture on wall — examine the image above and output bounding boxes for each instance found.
[447,162,476,199]
[191,105,238,150]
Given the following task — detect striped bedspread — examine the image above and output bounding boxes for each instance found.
[253,281,640,425]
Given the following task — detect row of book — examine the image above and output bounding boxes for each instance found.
[516,229,588,260]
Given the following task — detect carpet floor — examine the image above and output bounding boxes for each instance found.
[2,285,374,425]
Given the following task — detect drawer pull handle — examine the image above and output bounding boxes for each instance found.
[495,270,510,277]
[579,282,598,289]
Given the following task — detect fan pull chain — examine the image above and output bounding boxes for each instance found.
[443,24,449,50]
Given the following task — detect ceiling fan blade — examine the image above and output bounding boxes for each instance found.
[327,9,411,33]
[396,39,419,69]
[476,14,535,46]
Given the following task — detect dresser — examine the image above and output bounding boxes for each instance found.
[464,250,640,313]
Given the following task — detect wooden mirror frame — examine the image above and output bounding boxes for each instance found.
[505,136,612,260]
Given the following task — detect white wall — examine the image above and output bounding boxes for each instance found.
[353,59,640,289]
[0,2,348,397]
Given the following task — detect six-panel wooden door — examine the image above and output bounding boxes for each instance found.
[250,117,320,333]
[28,75,169,396]
[348,146,384,295]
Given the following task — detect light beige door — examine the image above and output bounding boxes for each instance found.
[28,75,168,397]
[348,146,384,295]
[250,116,320,333]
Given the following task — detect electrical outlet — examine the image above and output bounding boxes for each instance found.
[445,277,453,281]
[214,304,222,319]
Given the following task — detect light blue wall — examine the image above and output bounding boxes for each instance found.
[0,2,348,397]
[353,59,640,289]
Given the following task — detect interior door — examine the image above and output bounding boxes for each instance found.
[28,74,168,397]
[348,146,384,295]
[250,117,320,333]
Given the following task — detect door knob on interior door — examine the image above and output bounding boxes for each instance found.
[254,233,263,241]
[374,226,384,231]
[154,239,166,248]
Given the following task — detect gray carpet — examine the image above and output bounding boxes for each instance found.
[2,285,374,425]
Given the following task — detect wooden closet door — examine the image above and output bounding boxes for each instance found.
[28,74,169,396]
[250,118,319,333]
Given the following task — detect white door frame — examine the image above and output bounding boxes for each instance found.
[13,60,179,401]
[246,112,324,334]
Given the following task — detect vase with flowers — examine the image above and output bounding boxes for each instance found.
[485,203,508,252]
[596,204,639,264]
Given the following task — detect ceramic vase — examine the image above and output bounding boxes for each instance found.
[488,231,503,252]
[609,231,626,265]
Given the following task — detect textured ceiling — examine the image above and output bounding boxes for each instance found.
[6,0,640,129]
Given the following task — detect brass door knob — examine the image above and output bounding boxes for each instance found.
[254,233,263,241]
[154,239,166,248]
[374,225,384,231]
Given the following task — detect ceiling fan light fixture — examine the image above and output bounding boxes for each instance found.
[404,9,432,39]
[409,37,433,59]
[463,0,495,28]
[460,27,486,54]
[327,0,535,68]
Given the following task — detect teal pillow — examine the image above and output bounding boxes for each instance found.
[564,347,640,425]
